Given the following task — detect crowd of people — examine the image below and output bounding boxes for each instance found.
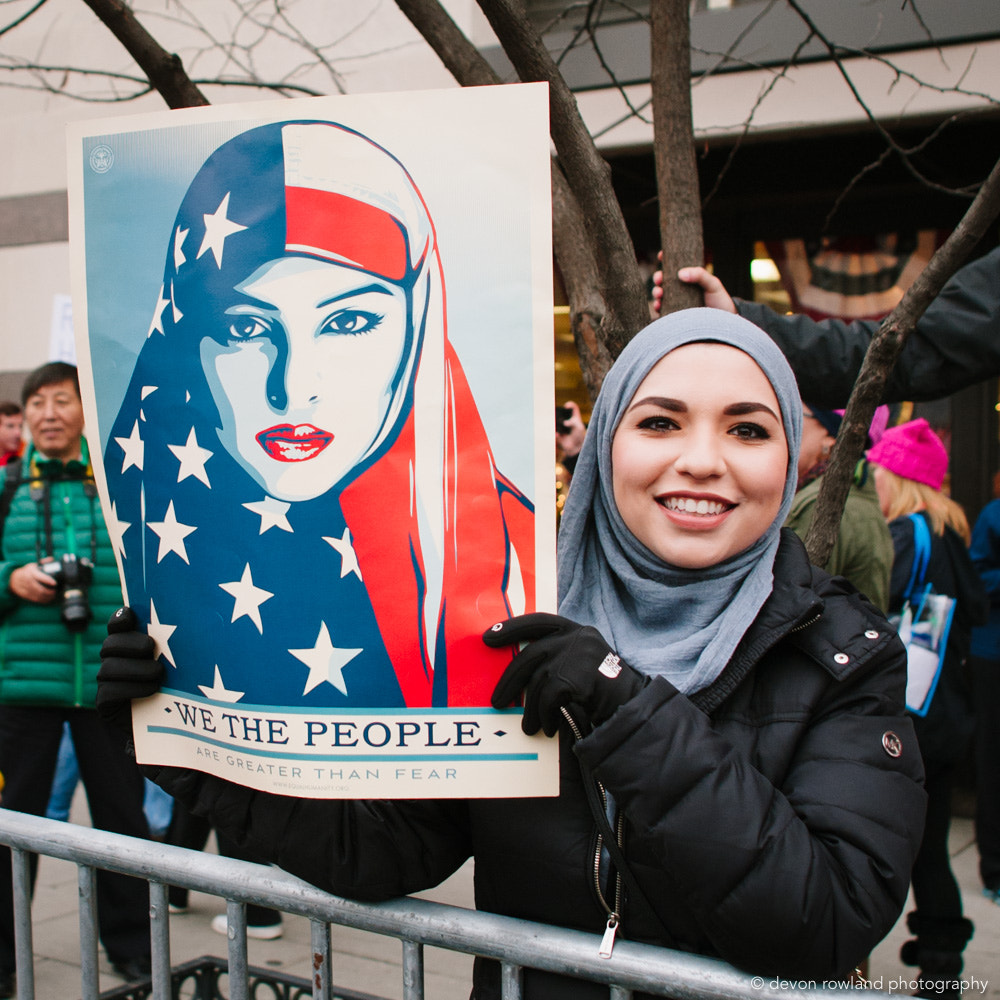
[1,239,999,999]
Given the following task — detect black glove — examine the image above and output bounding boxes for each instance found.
[484,612,648,736]
[97,606,163,739]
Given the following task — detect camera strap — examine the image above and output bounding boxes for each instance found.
[0,459,23,551]
[29,452,99,565]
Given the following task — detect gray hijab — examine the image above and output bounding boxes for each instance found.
[558,308,802,693]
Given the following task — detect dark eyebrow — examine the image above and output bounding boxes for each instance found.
[228,283,394,313]
[725,401,781,421]
[628,396,686,412]
[318,284,394,307]
[627,396,780,422]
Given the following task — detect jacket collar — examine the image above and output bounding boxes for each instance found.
[691,529,896,713]
[27,439,91,480]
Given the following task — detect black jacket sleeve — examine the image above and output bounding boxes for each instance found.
[736,245,1000,407]
[145,763,473,902]
[574,647,925,980]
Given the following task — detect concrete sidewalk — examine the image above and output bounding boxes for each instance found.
[20,794,1000,998]
[870,816,998,998]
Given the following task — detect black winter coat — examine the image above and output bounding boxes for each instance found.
[738,245,1000,409]
[148,532,926,999]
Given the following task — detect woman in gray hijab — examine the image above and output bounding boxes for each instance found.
[483,308,926,987]
[100,308,927,999]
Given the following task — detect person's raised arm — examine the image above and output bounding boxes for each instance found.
[651,263,738,315]
[675,266,737,313]
[667,247,1000,407]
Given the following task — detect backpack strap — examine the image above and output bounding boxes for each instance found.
[903,512,932,604]
[0,458,23,552]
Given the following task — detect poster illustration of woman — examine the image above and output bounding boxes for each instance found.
[71,88,556,797]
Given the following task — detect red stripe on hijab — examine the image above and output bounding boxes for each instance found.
[284,186,407,281]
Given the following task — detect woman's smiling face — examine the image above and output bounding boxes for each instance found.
[200,256,409,501]
[611,342,788,569]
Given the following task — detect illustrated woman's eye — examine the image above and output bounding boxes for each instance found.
[730,422,771,440]
[322,309,384,336]
[227,317,270,341]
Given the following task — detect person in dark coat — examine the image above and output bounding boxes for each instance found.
[669,245,1000,408]
[968,487,1000,903]
[868,418,988,999]
[97,308,926,1000]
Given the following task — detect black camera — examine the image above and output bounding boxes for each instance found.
[556,405,572,435]
[39,554,94,633]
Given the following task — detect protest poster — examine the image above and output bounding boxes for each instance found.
[67,84,557,799]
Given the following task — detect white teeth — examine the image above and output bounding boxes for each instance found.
[663,497,725,515]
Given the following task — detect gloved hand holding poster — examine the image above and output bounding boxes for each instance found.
[68,84,556,799]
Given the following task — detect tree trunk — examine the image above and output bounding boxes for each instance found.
[650,0,704,314]
[393,0,616,393]
[475,0,652,359]
[80,0,208,109]
[805,152,1000,566]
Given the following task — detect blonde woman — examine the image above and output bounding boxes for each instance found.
[869,418,988,1000]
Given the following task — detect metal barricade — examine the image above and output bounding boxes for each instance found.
[0,810,880,1000]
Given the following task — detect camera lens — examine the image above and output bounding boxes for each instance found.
[49,555,94,633]
[61,588,92,632]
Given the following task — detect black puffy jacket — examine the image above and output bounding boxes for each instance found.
[149,532,926,999]
[738,245,1000,409]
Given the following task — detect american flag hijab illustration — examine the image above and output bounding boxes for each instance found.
[104,121,534,709]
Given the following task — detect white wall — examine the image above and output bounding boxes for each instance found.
[578,39,1000,151]
[0,243,70,370]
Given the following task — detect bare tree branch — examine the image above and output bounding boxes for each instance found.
[785,0,998,201]
[650,0,702,314]
[699,31,813,209]
[901,0,941,48]
[475,0,651,357]
[0,0,48,40]
[393,0,501,87]
[4,0,994,404]
[139,0,353,96]
[588,44,651,125]
[0,60,322,100]
[821,108,990,231]
[79,0,207,108]
[805,151,1000,566]
[392,0,618,393]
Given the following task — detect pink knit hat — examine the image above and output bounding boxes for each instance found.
[867,417,948,490]
[833,404,890,445]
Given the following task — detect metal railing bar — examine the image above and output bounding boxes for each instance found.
[501,960,523,1000]
[150,880,171,999]
[226,900,249,1000]
[77,863,99,999]
[401,938,424,1000]
[0,811,885,1000]
[310,918,332,1000]
[11,847,33,1000]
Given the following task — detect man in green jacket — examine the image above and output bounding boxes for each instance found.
[785,403,894,612]
[0,362,151,995]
